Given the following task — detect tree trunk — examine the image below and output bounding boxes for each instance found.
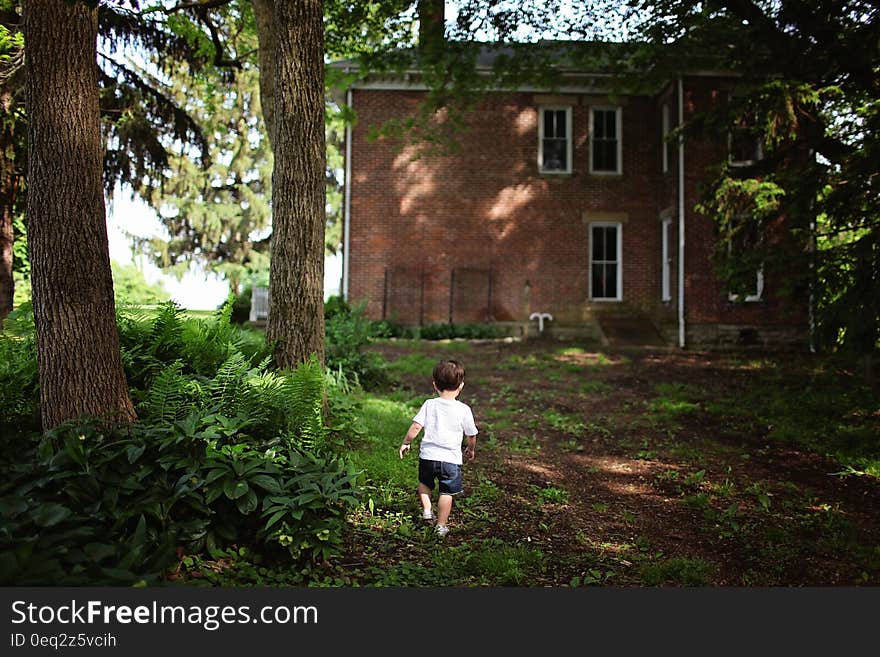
[24,0,136,428]
[0,88,16,321]
[265,0,326,368]
[251,0,277,150]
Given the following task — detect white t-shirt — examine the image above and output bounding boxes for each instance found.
[412,397,478,465]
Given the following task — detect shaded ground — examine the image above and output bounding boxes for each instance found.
[351,337,880,586]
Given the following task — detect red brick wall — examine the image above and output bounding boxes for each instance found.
[679,78,808,338]
[346,80,807,341]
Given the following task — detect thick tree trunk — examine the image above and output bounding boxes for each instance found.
[0,89,16,321]
[24,0,136,428]
[0,181,13,322]
[251,0,277,150]
[265,0,326,368]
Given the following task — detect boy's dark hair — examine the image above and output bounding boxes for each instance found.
[433,359,465,391]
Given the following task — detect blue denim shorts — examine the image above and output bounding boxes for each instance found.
[418,459,463,495]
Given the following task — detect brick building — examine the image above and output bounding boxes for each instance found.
[329,43,810,350]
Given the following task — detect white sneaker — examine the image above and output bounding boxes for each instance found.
[435,524,449,537]
[422,509,436,522]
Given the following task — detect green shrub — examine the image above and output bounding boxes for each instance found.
[419,322,506,340]
[324,298,389,389]
[369,319,417,339]
[0,299,362,585]
[229,287,252,325]
[0,303,39,432]
[640,557,714,586]
[0,354,361,586]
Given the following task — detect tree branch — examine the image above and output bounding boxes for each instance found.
[198,10,243,69]
[165,0,232,12]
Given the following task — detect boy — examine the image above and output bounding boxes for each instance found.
[399,359,478,537]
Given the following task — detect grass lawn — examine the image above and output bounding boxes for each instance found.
[303,338,880,587]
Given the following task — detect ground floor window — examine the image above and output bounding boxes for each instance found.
[590,222,622,301]
[726,215,764,302]
[661,218,672,302]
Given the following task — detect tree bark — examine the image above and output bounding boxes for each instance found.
[0,160,13,321]
[0,87,17,321]
[24,0,136,428]
[265,0,326,368]
[251,0,277,150]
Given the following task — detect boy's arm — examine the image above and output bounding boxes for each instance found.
[399,422,423,459]
[463,434,477,461]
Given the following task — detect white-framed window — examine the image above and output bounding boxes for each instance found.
[728,98,763,167]
[726,215,764,302]
[589,106,622,174]
[661,218,672,302]
[538,106,572,174]
[661,103,671,173]
[589,222,622,301]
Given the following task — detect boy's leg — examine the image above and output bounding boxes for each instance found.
[437,493,453,526]
[417,482,433,516]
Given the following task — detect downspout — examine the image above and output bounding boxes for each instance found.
[808,153,817,354]
[342,87,353,301]
[677,75,686,348]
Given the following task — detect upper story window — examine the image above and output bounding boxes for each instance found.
[728,100,764,167]
[538,106,572,174]
[661,103,671,173]
[590,107,622,174]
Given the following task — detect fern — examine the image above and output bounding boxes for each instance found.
[138,361,192,424]
[281,355,327,453]
[183,298,247,377]
[241,368,289,437]
[206,352,250,417]
[147,301,187,363]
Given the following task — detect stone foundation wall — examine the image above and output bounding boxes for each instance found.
[686,323,810,351]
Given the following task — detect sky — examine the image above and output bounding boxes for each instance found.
[106,194,342,310]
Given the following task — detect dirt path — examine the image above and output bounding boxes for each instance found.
[366,338,880,586]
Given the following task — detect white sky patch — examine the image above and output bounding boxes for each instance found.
[106,191,342,309]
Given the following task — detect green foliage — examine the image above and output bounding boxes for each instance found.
[418,322,507,341]
[0,303,39,431]
[11,215,30,307]
[640,1,880,358]
[129,35,273,291]
[461,538,545,586]
[542,409,586,436]
[0,408,360,585]
[118,298,270,392]
[532,485,570,506]
[324,296,390,389]
[111,261,170,305]
[640,557,714,587]
[0,296,363,584]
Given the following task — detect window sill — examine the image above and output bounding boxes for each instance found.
[588,170,623,177]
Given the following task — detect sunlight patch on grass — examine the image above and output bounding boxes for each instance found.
[497,353,548,370]
[347,396,417,510]
[553,350,626,368]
